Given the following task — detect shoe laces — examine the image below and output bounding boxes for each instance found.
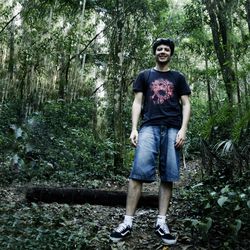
[158,223,170,234]
[115,223,129,233]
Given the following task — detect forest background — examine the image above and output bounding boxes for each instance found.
[0,0,249,249]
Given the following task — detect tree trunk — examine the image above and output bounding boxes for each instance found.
[245,0,250,33]
[233,47,241,107]
[243,77,249,108]
[111,1,126,170]
[8,23,15,83]
[26,187,158,208]
[203,0,236,103]
[205,45,212,116]
[58,54,70,100]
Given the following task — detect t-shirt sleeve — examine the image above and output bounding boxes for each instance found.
[133,71,146,93]
[177,73,191,96]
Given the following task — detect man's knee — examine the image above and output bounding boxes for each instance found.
[128,179,143,189]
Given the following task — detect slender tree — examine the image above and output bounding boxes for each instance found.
[202,0,238,103]
[245,0,250,33]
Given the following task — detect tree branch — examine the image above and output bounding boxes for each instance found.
[0,0,51,35]
[69,2,136,63]
[0,12,21,34]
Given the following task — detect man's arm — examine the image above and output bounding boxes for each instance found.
[130,92,143,147]
[175,95,191,148]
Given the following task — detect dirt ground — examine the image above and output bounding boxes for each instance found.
[0,159,203,250]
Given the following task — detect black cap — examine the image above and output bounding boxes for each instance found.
[152,38,175,56]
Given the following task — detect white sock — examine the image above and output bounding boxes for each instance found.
[123,215,133,227]
[156,215,166,226]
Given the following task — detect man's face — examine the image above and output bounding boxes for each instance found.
[155,44,171,65]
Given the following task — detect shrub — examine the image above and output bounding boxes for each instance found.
[0,98,117,184]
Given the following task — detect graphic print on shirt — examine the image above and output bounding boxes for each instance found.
[150,79,174,104]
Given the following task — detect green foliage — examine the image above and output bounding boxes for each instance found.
[0,102,26,184]
[192,93,249,147]
[0,1,249,249]
[184,1,203,32]
[32,99,116,178]
[0,103,19,148]
[182,179,250,248]
[232,107,250,141]
[0,201,110,249]
[0,98,121,185]
[201,103,239,140]
[185,97,209,155]
[196,100,250,175]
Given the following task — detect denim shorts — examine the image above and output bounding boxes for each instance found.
[129,125,180,182]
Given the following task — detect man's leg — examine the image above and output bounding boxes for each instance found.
[155,181,177,245]
[126,179,143,216]
[155,127,179,245]
[109,179,142,242]
[110,126,159,242]
[158,127,179,218]
[158,181,172,216]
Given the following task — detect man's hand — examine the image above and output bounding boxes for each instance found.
[175,128,186,148]
[130,130,139,147]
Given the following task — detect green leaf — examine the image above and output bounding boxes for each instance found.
[217,196,228,207]
[191,219,200,227]
[247,200,250,208]
[191,182,203,189]
[221,185,230,194]
[231,219,242,236]
[239,193,246,199]
[205,217,213,233]
[210,191,217,197]
[194,218,212,235]
[205,202,211,209]
[234,205,241,211]
[235,219,242,234]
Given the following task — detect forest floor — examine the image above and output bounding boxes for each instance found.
[0,159,208,250]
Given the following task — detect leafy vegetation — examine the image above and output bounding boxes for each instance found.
[182,178,250,249]
[0,98,129,185]
[0,195,112,249]
[0,0,249,249]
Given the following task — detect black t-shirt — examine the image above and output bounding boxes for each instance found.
[133,68,191,129]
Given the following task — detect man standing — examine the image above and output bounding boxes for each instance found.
[110,38,191,245]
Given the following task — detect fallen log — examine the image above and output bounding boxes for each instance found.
[26,187,158,208]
